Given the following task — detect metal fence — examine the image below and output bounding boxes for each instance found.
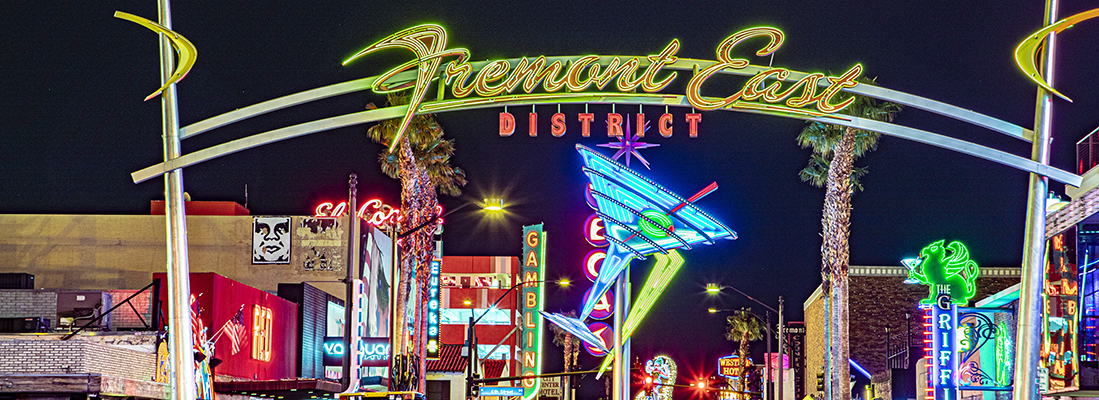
[886,330,909,370]
[1076,126,1099,174]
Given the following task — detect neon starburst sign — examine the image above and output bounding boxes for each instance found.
[598,114,659,169]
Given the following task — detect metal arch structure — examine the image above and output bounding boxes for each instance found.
[130,54,1082,187]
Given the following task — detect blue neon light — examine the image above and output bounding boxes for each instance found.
[574,144,736,320]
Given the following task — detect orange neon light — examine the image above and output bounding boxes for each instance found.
[252,305,273,362]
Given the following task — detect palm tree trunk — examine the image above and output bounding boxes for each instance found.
[418,284,428,391]
[824,127,856,400]
[740,333,750,398]
[393,135,439,378]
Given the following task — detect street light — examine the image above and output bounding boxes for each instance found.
[708,283,784,400]
[482,198,504,211]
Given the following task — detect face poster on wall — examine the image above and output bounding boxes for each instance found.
[253,216,291,264]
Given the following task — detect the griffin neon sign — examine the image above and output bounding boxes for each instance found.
[343,25,862,152]
[903,240,980,305]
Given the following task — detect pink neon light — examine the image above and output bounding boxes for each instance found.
[314,199,407,226]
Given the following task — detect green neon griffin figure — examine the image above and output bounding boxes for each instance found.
[902,240,980,305]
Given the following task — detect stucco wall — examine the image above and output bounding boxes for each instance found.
[0,214,347,298]
[803,284,826,398]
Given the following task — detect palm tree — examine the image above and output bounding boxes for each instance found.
[796,77,901,400]
[367,91,467,389]
[725,308,764,398]
[549,310,581,393]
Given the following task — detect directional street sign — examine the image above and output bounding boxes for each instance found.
[479,386,525,397]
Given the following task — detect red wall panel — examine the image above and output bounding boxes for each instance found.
[154,273,298,380]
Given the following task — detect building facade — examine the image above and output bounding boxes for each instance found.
[802,266,1020,399]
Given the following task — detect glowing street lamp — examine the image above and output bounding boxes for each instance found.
[482,198,504,211]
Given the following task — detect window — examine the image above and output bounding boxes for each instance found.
[427,380,451,400]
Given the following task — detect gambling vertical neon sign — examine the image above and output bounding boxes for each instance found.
[521,224,546,400]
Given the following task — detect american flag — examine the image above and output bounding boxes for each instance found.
[218,306,247,355]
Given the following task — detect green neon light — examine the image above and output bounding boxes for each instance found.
[597,250,685,376]
[1014,8,1099,103]
[958,324,971,354]
[995,321,1012,386]
[638,210,673,238]
[113,11,198,102]
[903,240,979,305]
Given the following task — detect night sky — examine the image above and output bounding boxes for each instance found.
[3,0,1099,390]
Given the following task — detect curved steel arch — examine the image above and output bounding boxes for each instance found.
[175,58,1035,142]
[131,91,1082,186]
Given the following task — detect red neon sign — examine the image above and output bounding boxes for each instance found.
[315,200,444,227]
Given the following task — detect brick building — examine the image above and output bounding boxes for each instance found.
[802,265,1020,399]
[0,333,167,399]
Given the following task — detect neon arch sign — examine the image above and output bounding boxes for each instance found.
[131,23,1085,188]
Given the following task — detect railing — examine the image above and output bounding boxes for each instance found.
[1076,126,1099,174]
[886,329,909,370]
[61,279,161,340]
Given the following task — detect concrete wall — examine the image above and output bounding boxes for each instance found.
[427,372,465,400]
[0,214,347,298]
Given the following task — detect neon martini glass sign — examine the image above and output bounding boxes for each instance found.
[542,145,737,353]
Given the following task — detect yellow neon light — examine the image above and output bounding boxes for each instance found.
[596,250,684,377]
[114,11,197,102]
[342,24,470,153]
[1014,8,1099,102]
[344,25,862,140]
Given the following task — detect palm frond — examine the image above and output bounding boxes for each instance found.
[797,76,901,191]
[799,154,831,188]
[367,91,467,197]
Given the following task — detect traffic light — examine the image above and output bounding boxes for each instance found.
[469,383,480,398]
[816,372,825,392]
[745,367,761,399]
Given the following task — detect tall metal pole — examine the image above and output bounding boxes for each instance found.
[766,312,772,400]
[389,223,402,391]
[342,174,361,393]
[1015,1,1058,399]
[157,1,196,399]
[777,297,784,400]
[613,269,629,400]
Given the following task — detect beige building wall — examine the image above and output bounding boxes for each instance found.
[803,283,825,398]
[0,214,347,298]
